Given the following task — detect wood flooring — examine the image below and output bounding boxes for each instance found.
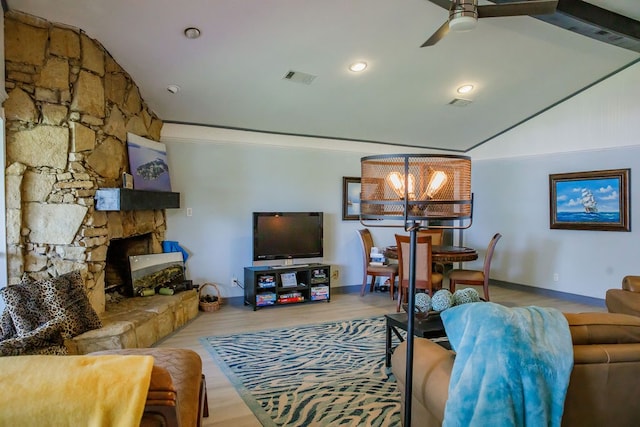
[155,285,606,427]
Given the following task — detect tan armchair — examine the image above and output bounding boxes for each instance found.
[606,275,640,317]
[391,312,640,427]
[0,348,208,427]
[92,348,208,427]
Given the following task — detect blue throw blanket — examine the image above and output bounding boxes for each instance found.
[440,302,573,427]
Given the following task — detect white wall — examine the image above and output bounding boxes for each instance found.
[162,61,638,301]
[161,126,436,298]
[465,62,640,299]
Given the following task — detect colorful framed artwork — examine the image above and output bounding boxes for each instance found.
[342,177,361,221]
[549,169,630,231]
[129,252,185,296]
[127,133,172,191]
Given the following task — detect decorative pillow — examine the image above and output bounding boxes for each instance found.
[0,283,50,336]
[1,271,102,340]
[0,318,67,356]
[0,308,17,340]
[34,271,102,339]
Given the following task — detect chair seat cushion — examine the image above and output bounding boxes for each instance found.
[448,269,484,282]
[401,273,444,290]
[367,264,398,274]
[432,272,444,285]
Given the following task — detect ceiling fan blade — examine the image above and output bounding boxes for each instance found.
[478,0,558,18]
[421,20,450,47]
[426,0,452,12]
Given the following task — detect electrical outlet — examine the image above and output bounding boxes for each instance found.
[553,273,559,282]
[231,276,238,287]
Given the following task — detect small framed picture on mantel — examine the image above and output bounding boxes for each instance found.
[122,172,134,189]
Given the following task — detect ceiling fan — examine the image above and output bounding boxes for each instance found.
[421,0,559,47]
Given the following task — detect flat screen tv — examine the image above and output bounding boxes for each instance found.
[253,212,323,261]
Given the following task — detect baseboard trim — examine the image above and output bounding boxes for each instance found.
[331,285,363,295]
[490,280,606,308]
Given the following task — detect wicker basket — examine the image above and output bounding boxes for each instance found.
[198,282,222,312]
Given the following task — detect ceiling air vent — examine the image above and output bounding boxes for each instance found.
[283,70,317,85]
[448,98,473,107]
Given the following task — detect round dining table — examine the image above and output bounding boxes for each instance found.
[384,245,478,263]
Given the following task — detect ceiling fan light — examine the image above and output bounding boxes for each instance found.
[449,16,478,32]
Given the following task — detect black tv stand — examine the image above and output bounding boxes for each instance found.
[244,263,330,310]
[271,263,309,269]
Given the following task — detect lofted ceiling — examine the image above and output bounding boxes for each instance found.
[7,0,640,152]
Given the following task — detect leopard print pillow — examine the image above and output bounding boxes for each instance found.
[35,271,103,339]
[7,270,102,339]
[0,283,50,336]
[0,318,67,356]
[1,308,17,340]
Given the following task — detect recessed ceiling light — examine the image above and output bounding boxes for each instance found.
[457,84,474,94]
[349,62,367,72]
[184,27,201,39]
[167,85,181,94]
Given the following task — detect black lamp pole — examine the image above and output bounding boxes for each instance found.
[403,222,419,426]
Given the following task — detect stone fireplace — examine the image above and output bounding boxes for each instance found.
[4,11,169,314]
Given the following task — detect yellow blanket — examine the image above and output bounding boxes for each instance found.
[0,354,154,427]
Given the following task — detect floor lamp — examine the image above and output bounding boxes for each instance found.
[359,154,473,426]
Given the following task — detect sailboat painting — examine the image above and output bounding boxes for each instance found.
[550,169,630,231]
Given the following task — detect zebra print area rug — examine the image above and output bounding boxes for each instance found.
[201,316,401,426]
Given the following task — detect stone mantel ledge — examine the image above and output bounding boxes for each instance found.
[66,290,199,354]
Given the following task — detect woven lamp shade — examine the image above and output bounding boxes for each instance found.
[360,154,472,224]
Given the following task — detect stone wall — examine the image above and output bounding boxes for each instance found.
[4,10,167,313]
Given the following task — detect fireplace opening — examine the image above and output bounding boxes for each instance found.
[105,233,154,296]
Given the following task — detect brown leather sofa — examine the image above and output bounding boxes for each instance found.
[606,275,640,316]
[391,312,640,427]
[91,348,208,427]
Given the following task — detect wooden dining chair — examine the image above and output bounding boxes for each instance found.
[395,234,444,312]
[418,229,446,273]
[356,229,398,299]
[448,233,502,301]
[417,229,443,245]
